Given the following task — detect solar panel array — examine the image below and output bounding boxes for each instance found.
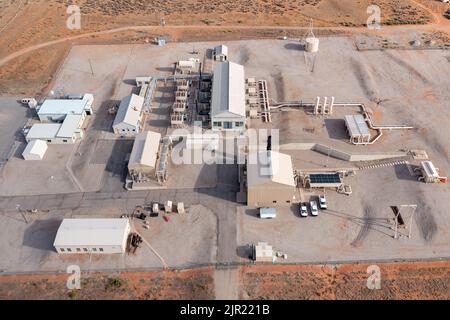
[310,173,341,184]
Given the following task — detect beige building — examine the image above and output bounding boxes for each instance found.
[247,151,297,207]
[128,131,161,179]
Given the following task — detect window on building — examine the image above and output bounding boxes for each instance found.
[213,122,222,127]
[92,248,97,252]
[235,122,244,127]
[67,248,72,252]
[99,248,104,252]
[47,140,52,143]
[272,201,277,204]
[76,248,81,252]
[60,248,65,252]
[83,248,88,252]
[63,139,68,143]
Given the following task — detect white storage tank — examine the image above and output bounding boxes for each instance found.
[305,37,319,53]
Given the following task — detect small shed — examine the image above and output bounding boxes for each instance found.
[22,139,48,160]
[252,242,274,262]
[213,45,228,61]
[419,161,442,183]
[345,115,371,144]
[53,218,131,254]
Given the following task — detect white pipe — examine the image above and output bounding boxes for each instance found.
[322,97,328,115]
[330,96,335,114]
[315,96,320,114]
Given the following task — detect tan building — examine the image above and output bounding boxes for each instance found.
[128,131,161,179]
[247,151,297,207]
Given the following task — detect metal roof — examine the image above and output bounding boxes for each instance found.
[254,242,273,258]
[211,61,246,118]
[53,219,130,247]
[247,151,296,187]
[26,123,61,140]
[128,131,161,169]
[214,44,228,56]
[421,161,439,178]
[38,99,89,116]
[113,94,144,127]
[345,115,370,137]
[22,139,47,157]
[57,114,83,138]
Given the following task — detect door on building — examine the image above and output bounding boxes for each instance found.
[223,121,232,129]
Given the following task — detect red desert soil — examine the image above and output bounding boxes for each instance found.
[240,261,450,300]
[0,268,215,300]
[0,0,445,95]
[1,262,450,299]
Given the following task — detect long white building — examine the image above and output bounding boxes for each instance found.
[53,218,131,254]
[211,61,246,131]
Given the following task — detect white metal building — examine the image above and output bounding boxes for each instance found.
[37,95,93,122]
[113,94,144,136]
[22,139,48,160]
[128,131,162,177]
[26,113,85,144]
[211,61,246,130]
[53,218,131,254]
[213,45,228,61]
[247,151,296,207]
[344,115,371,144]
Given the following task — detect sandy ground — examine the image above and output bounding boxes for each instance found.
[0,0,447,95]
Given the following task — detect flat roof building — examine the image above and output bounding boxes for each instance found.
[211,61,246,131]
[345,115,371,144]
[213,44,228,61]
[37,95,93,122]
[113,94,144,136]
[247,151,296,207]
[53,218,131,254]
[22,139,48,160]
[26,114,85,144]
[128,131,162,178]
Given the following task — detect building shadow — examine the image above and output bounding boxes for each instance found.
[104,139,133,179]
[236,244,253,260]
[284,43,303,51]
[245,208,259,219]
[394,164,419,182]
[22,218,62,251]
[324,118,348,140]
[122,79,137,86]
[206,48,213,59]
[156,66,175,73]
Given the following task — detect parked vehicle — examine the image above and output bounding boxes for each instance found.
[299,203,308,217]
[319,195,328,210]
[309,201,319,216]
[259,207,277,219]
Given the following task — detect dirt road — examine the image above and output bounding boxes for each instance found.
[214,267,239,300]
[1,22,449,69]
